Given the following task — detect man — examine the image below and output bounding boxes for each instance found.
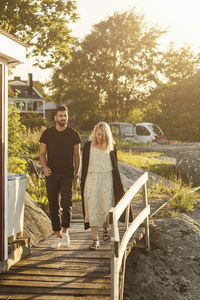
[40,105,81,248]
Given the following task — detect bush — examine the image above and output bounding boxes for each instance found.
[170,186,196,212]
[22,129,42,154]
[26,174,49,214]
[8,103,27,158]
[21,114,47,132]
[8,157,27,174]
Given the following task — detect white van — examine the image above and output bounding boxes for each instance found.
[109,122,167,144]
[135,122,167,144]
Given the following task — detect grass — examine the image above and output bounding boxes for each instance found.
[118,149,197,215]
[118,150,176,180]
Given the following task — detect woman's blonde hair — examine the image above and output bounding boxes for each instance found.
[90,122,115,151]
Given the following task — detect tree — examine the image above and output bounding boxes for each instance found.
[49,9,166,126]
[160,43,199,85]
[146,45,200,141]
[0,0,78,68]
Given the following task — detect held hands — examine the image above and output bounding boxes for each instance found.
[73,175,80,189]
[43,166,52,177]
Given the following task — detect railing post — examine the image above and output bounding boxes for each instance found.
[143,182,150,252]
[119,203,130,300]
[109,209,119,300]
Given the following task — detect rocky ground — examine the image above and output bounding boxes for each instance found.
[124,207,200,300]
[118,158,200,300]
[130,142,200,158]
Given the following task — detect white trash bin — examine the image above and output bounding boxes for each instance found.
[7,174,26,239]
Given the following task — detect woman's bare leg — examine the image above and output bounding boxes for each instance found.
[91,226,99,240]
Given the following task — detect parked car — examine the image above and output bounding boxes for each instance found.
[135,122,167,144]
[109,122,136,142]
[109,122,167,144]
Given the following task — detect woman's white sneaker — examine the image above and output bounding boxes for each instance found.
[51,237,62,249]
[62,232,70,247]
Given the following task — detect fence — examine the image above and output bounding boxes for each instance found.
[109,172,150,300]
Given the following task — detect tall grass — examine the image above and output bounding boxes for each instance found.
[118,150,197,213]
[22,128,44,158]
[118,150,176,180]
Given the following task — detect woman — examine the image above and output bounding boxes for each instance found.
[81,122,128,250]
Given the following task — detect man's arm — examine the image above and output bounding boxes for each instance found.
[40,143,52,176]
[73,143,81,187]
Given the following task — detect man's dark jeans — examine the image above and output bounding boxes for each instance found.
[45,173,72,232]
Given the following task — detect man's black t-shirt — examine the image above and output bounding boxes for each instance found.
[40,126,81,177]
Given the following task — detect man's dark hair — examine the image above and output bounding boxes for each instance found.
[55,105,68,115]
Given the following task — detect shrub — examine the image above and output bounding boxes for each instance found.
[21,114,47,132]
[8,157,27,174]
[22,129,42,154]
[26,174,49,214]
[170,186,196,212]
[8,102,27,158]
[8,103,27,174]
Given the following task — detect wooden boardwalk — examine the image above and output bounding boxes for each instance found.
[0,218,144,299]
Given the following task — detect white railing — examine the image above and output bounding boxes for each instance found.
[109,172,150,300]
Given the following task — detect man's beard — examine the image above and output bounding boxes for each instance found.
[57,120,67,127]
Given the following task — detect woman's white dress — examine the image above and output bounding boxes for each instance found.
[84,146,114,227]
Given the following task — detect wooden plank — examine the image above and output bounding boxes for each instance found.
[0,294,110,299]
[0,279,111,290]
[0,274,110,283]
[10,261,110,272]
[28,250,111,259]
[0,286,110,295]
[8,268,111,278]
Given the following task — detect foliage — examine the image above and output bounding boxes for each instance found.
[148,178,196,214]
[49,9,166,125]
[0,0,78,68]
[72,186,81,202]
[118,150,176,180]
[26,174,49,213]
[8,156,27,174]
[8,102,27,157]
[22,129,42,154]
[170,186,196,212]
[147,44,200,141]
[21,115,47,132]
[149,70,200,141]
[126,108,144,124]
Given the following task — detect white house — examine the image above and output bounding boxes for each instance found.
[0,29,27,272]
[9,73,45,118]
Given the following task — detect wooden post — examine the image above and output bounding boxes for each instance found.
[0,63,5,262]
[143,182,150,252]
[119,203,130,300]
[109,209,119,300]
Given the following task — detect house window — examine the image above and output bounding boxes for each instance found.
[33,101,37,111]
[27,101,33,112]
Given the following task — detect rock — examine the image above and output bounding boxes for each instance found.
[119,161,175,191]
[124,213,200,300]
[130,142,200,157]
[176,151,200,186]
[24,192,53,246]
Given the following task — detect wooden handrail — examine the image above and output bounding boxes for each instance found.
[109,172,150,300]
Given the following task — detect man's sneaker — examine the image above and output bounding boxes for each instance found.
[62,232,70,247]
[51,237,62,249]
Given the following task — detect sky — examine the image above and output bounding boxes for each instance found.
[10,0,200,83]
